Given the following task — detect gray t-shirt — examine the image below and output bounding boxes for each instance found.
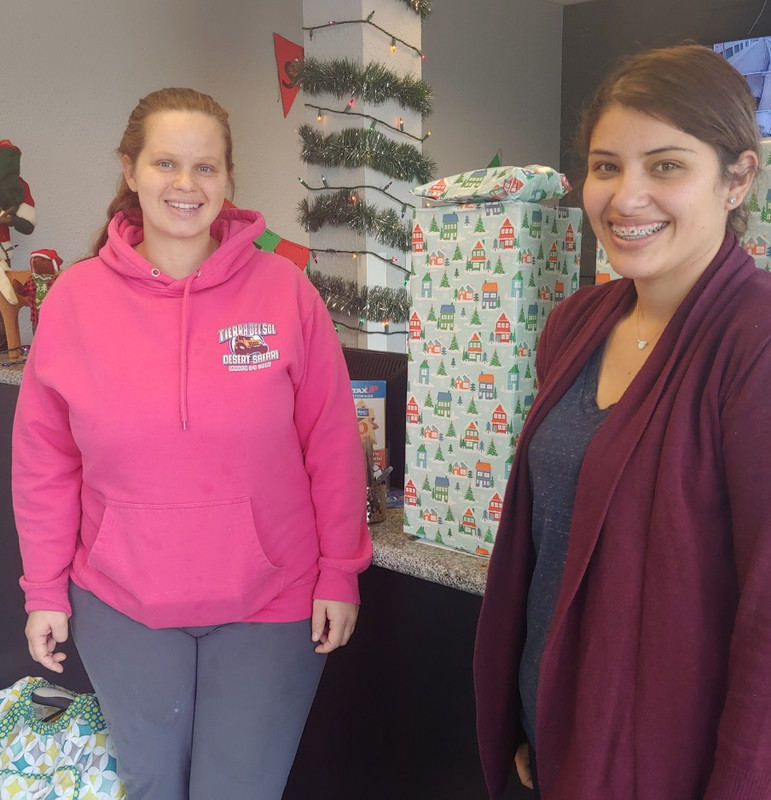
[519,345,611,745]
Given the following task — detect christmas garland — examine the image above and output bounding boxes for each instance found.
[299,125,435,184]
[296,58,433,117]
[306,268,411,323]
[399,0,432,18]
[299,189,412,251]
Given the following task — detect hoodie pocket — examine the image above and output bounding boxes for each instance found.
[88,496,286,620]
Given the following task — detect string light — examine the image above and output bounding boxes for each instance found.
[297,177,309,188]
[305,104,432,143]
[398,117,404,131]
[300,180,417,211]
[302,19,425,59]
[308,248,411,274]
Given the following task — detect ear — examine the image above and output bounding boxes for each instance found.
[727,149,759,205]
[121,155,138,193]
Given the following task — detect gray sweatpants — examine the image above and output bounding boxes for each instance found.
[69,583,325,800]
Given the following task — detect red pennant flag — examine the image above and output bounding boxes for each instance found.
[273,33,304,118]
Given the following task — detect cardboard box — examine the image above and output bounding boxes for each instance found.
[351,380,387,471]
[404,198,582,556]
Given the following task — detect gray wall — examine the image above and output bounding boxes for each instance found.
[2,0,563,276]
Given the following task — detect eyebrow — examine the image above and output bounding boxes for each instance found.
[589,146,697,156]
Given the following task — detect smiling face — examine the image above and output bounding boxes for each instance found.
[583,104,751,292]
[122,110,230,265]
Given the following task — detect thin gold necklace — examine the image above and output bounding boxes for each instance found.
[636,303,664,350]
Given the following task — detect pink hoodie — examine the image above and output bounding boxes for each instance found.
[12,208,371,628]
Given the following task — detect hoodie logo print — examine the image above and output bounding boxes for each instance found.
[218,322,280,371]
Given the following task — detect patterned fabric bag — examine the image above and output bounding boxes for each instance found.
[0,676,125,799]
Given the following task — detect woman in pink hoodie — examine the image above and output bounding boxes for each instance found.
[12,88,371,800]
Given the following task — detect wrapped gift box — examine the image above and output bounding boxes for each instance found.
[404,175,583,556]
[739,138,771,272]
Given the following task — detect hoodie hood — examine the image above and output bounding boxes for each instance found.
[99,206,267,294]
[99,206,268,429]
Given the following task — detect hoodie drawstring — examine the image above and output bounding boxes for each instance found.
[179,271,199,430]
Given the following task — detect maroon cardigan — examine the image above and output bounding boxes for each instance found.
[474,232,771,799]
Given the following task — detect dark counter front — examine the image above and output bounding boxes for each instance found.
[0,380,93,692]
[1,373,528,799]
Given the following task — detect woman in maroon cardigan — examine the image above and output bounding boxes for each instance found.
[474,44,771,799]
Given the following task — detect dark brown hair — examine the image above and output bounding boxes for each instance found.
[577,44,760,233]
[91,88,234,255]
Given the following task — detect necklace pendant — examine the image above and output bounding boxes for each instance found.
[637,339,648,350]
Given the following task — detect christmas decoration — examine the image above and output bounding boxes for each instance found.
[299,125,434,184]
[303,16,425,59]
[404,171,583,555]
[298,189,412,251]
[398,0,432,18]
[253,228,310,270]
[13,249,63,329]
[295,57,432,117]
[0,140,36,305]
[273,33,304,118]
[305,104,431,142]
[306,267,411,324]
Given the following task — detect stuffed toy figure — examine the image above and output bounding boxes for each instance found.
[0,139,36,305]
[13,249,63,329]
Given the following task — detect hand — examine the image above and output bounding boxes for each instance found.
[514,742,534,790]
[0,207,16,225]
[311,599,359,654]
[25,611,69,674]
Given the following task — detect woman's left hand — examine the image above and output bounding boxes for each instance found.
[311,599,359,654]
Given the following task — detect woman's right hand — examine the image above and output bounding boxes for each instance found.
[515,742,534,790]
[25,610,69,674]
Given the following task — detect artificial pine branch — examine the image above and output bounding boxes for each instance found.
[299,189,412,251]
[299,125,435,185]
[307,268,411,323]
[398,0,432,18]
[297,58,433,117]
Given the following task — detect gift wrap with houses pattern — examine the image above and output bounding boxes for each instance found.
[403,167,583,556]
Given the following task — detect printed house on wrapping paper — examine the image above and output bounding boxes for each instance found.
[488,493,504,521]
[475,461,493,488]
[478,374,495,400]
[421,274,433,298]
[430,250,448,268]
[466,333,483,361]
[441,214,459,240]
[499,219,516,250]
[434,476,450,502]
[469,242,486,271]
[406,192,582,555]
[495,314,512,343]
[426,178,447,199]
[412,223,425,252]
[482,282,499,309]
[404,479,418,506]
[409,312,422,340]
[492,404,508,433]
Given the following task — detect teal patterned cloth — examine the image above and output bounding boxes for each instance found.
[0,676,125,799]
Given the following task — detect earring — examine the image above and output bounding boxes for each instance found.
[729,196,737,205]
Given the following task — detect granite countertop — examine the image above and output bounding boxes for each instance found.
[1,365,488,595]
[370,507,488,596]
[0,364,24,386]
